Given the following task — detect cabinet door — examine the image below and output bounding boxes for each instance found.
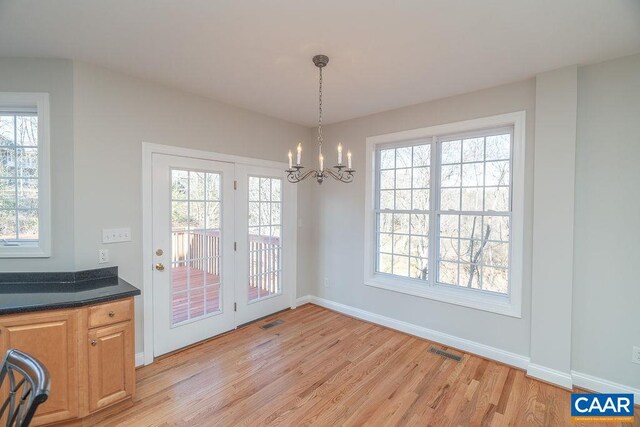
[0,309,80,425]
[87,321,134,412]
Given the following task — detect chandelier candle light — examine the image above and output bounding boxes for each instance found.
[286,55,355,184]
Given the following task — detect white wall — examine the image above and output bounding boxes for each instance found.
[573,54,640,389]
[72,62,312,352]
[313,79,536,357]
[0,58,75,271]
[529,66,577,387]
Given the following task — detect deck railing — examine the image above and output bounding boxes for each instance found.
[172,228,281,294]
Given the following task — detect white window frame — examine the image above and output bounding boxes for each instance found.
[364,111,525,317]
[0,92,51,258]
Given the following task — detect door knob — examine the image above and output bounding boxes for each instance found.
[155,263,165,271]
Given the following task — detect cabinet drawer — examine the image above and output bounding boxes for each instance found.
[88,299,132,328]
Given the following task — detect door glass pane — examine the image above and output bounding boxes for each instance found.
[171,169,221,326]
[248,176,282,302]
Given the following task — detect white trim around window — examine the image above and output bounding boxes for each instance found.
[0,92,51,258]
[364,111,525,317]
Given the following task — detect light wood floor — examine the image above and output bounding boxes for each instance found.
[85,304,638,427]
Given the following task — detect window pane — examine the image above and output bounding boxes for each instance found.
[439,261,459,284]
[396,190,411,210]
[396,147,412,168]
[379,213,393,233]
[460,263,481,289]
[439,214,459,238]
[396,168,411,189]
[18,209,38,240]
[16,179,38,209]
[393,255,409,277]
[485,134,510,160]
[461,188,483,211]
[410,236,429,258]
[462,137,484,162]
[0,179,16,208]
[441,140,461,164]
[189,172,206,200]
[482,267,508,293]
[459,215,484,240]
[485,161,509,186]
[441,164,461,187]
[412,145,430,167]
[380,170,395,189]
[0,211,16,240]
[0,116,14,146]
[379,253,392,274]
[485,216,510,242]
[439,238,459,261]
[380,190,394,210]
[410,258,429,280]
[0,148,15,177]
[394,213,410,234]
[393,235,409,256]
[379,233,393,253]
[171,170,188,200]
[485,187,510,212]
[482,242,509,268]
[16,116,38,146]
[410,213,429,236]
[380,149,395,169]
[461,163,483,187]
[412,167,429,189]
[412,189,429,211]
[440,188,460,211]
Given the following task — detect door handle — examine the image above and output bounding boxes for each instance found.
[155,263,165,271]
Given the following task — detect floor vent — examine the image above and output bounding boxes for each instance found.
[429,347,463,362]
[261,319,284,330]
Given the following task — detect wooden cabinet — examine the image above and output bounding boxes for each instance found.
[0,297,135,426]
[88,320,134,412]
[0,309,80,425]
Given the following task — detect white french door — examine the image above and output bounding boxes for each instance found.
[235,165,296,325]
[152,154,236,356]
[151,153,296,358]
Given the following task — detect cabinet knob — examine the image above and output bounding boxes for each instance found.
[91,340,97,346]
[108,311,115,317]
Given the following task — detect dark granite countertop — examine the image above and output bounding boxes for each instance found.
[0,267,141,315]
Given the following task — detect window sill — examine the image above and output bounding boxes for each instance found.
[364,274,521,318]
[0,244,50,258]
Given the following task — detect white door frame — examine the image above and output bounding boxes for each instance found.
[141,142,298,366]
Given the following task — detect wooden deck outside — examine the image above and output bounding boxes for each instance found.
[171,266,276,324]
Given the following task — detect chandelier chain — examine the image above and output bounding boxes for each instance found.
[285,54,355,184]
[318,66,323,152]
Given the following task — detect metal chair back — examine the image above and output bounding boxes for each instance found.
[0,349,50,427]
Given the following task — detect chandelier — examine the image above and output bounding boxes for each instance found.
[286,55,355,184]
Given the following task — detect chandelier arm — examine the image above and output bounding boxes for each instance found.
[286,168,318,183]
[324,168,355,183]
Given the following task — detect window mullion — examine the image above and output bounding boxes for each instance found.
[428,136,438,287]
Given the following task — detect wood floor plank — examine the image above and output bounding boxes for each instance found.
[72,304,638,427]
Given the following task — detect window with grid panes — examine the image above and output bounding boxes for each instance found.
[0,93,50,258]
[375,127,513,296]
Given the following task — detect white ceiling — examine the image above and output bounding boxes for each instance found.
[0,1,639,126]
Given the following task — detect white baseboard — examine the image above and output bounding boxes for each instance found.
[527,363,573,390]
[135,352,145,367]
[296,295,530,370]
[572,371,640,402]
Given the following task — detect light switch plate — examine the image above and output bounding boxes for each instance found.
[102,227,131,244]
[98,249,109,264]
